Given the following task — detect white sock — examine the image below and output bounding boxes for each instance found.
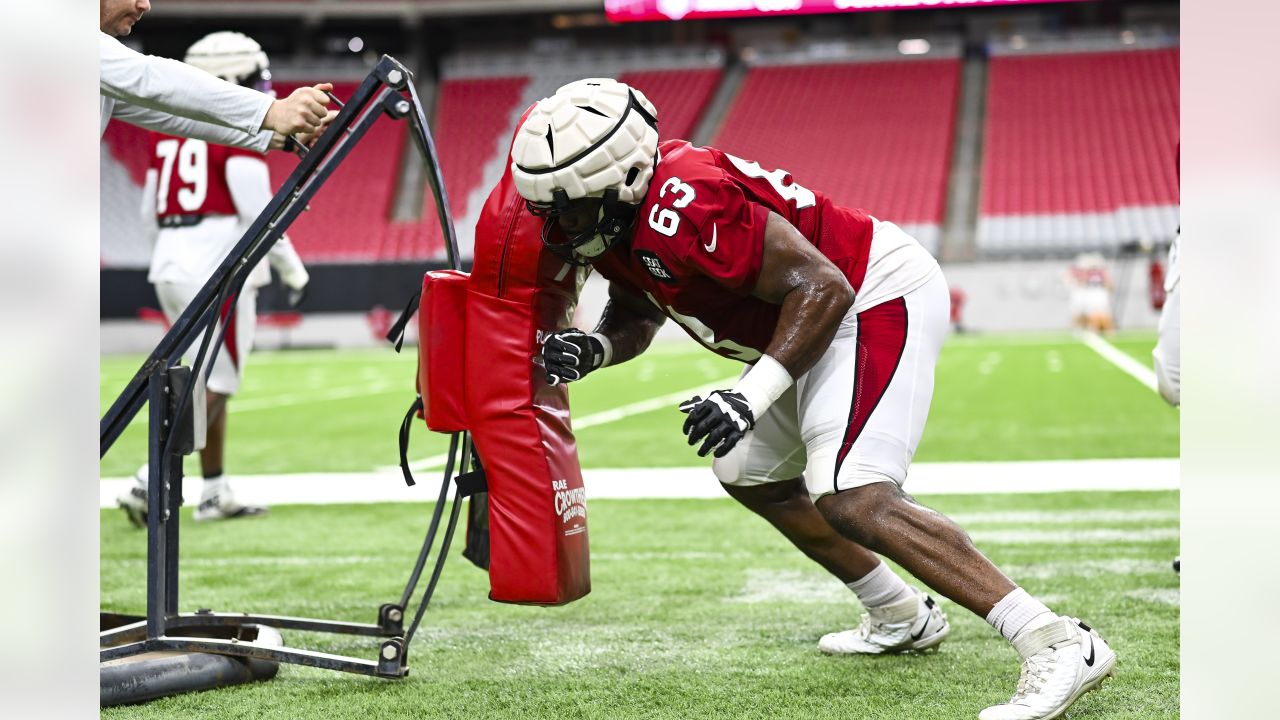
[201,473,225,499]
[847,561,915,609]
[987,587,1056,642]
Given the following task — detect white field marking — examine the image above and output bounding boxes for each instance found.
[100,458,1179,507]
[247,351,411,365]
[1003,558,1176,580]
[948,509,1178,525]
[1047,350,1063,373]
[729,569,850,605]
[592,551,757,561]
[1124,588,1181,606]
[229,381,402,413]
[1079,331,1159,393]
[388,375,740,472]
[970,527,1179,544]
[977,351,1003,375]
[101,555,381,567]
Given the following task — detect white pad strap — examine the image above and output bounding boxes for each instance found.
[732,354,793,419]
[1012,617,1075,659]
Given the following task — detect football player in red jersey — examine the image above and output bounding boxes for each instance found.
[117,32,310,525]
[512,79,1115,720]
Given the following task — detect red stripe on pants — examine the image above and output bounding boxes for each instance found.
[218,295,240,369]
[833,296,909,486]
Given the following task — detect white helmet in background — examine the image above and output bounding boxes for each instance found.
[185,31,272,92]
[510,78,659,264]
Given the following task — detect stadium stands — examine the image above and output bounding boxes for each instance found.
[618,68,721,141]
[427,55,723,259]
[264,81,420,263]
[98,41,1179,268]
[977,48,1179,253]
[413,75,530,260]
[714,59,962,254]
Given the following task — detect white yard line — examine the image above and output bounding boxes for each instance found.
[230,381,403,413]
[100,457,1178,507]
[1079,331,1160,393]
[387,376,740,472]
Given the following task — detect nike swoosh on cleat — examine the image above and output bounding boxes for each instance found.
[703,224,717,253]
[910,616,931,641]
[1083,636,1096,667]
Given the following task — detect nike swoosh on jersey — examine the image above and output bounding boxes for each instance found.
[703,224,717,253]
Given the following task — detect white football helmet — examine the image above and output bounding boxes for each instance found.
[185,31,272,92]
[510,78,659,264]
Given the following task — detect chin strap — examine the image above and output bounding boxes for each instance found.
[539,188,638,265]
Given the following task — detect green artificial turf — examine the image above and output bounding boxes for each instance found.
[101,490,1179,719]
[99,332,1177,478]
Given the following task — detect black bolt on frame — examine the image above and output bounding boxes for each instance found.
[100,56,470,680]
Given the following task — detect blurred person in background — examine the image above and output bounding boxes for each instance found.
[100,0,334,152]
[1065,252,1114,333]
[117,32,310,526]
[1155,145,1180,573]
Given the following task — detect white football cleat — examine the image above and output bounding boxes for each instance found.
[117,476,149,529]
[819,590,950,655]
[979,617,1116,720]
[193,482,268,522]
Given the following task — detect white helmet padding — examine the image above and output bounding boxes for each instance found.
[185,31,271,89]
[510,79,659,264]
[511,78,659,207]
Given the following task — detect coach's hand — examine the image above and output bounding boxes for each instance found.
[679,391,755,458]
[263,83,333,137]
[541,328,605,386]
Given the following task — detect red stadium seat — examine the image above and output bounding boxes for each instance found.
[618,68,721,141]
[714,59,961,247]
[414,76,531,260]
[978,49,1179,251]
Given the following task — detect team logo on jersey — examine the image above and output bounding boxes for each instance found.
[636,250,676,284]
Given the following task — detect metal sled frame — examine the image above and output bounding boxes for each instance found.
[99,55,466,679]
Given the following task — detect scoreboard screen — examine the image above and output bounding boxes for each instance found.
[605,0,1089,23]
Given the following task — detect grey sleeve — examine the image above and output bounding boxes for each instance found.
[99,32,272,138]
[110,100,273,154]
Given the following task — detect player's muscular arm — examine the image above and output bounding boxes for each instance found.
[594,282,668,366]
[539,281,665,386]
[751,211,855,378]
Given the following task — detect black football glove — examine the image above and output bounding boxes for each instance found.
[541,328,605,386]
[679,390,755,458]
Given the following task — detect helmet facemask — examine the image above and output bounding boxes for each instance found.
[528,188,637,266]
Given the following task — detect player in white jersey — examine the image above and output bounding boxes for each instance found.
[1065,253,1114,333]
[117,32,310,524]
[100,0,334,152]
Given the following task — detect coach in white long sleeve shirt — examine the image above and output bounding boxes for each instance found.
[99,0,333,151]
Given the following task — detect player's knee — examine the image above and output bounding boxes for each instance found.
[711,451,748,486]
[721,477,804,508]
[815,480,901,550]
[1153,352,1180,407]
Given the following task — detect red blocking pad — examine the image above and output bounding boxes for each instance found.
[417,270,470,433]
[460,140,591,605]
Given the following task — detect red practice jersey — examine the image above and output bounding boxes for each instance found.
[592,140,874,362]
[149,133,259,219]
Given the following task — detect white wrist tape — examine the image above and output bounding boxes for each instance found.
[732,354,793,419]
[589,332,613,368]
